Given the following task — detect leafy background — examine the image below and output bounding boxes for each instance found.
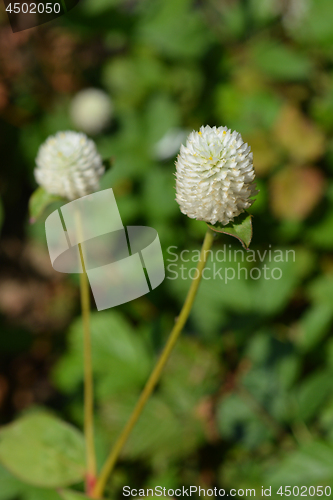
[1,0,333,498]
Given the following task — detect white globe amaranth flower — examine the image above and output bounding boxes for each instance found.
[34,131,104,200]
[70,88,113,135]
[175,125,258,225]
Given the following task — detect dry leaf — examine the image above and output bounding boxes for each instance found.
[274,105,325,163]
[270,165,325,220]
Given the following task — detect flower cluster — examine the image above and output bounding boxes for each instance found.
[175,125,257,225]
[34,131,104,200]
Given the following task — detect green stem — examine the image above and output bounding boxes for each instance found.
[76,215,97,495]
[92,227,215,499]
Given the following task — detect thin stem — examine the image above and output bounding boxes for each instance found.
[93,227,215,499]
[76,215,97,495]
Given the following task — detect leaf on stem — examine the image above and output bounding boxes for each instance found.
[29,187,63,223]
[206,211,253,249]
[0,412,85,488]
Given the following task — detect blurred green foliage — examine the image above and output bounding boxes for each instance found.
[1,0,333,498]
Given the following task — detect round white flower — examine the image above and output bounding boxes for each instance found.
[70,88,113,135]
[34,131,104,200]
[175,125,257,225]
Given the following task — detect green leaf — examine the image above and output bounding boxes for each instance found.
[59,490,91,500]
[53,311,152,399]
[136,0,212,60]
[215,84,282,134]
[0,412,85,488]
[161,337,219,404]
[251,40,313,81]
[308,274,333,304]
[23,486,63,500]
[0,463,23,500]
[267,441,333,487]
[29,187,63,223]
[102,392,204,461]
[296,303,333,352]
[206,212,253,249]
[216,392,271,448]
[288,0,333,48]
[0,466,64,500]
[307,209,333,249]
[294,371,331,422]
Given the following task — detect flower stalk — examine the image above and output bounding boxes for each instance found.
[76,212,97,496]
[33,131,104,495]
[92,227,215,499]
[78,247,97,495]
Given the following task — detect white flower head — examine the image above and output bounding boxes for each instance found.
[34,131,104,200]
[70,88,113,135]
[175,125,258,225]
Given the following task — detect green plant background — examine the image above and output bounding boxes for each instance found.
[1,0,333,498]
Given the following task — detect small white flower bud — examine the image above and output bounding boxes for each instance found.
[175,125,258,225]
[70,88,113,135]
[34,131,104,200]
